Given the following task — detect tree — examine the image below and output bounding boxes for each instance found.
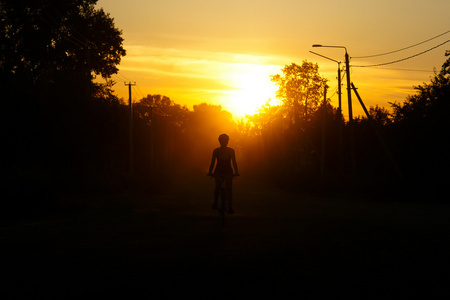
[135,94,190,129]
[1,0,127,186]
[389,53,450,182]
[270,61,327,126]
[0,0,125,101]
[132,95,191,175]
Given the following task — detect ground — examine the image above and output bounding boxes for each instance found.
[2,174,449,298]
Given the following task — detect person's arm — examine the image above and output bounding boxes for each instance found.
[231,149,239,176]
[207,149,217,176]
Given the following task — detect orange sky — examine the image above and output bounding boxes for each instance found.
[96,0,450,119]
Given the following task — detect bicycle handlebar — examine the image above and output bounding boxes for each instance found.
[207,173,240,177]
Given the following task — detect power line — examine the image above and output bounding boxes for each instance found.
[111,71,132,83]
[353,66,435,73]
[327,84,339,100]
[134,85,146,99]
[353,29,450,59]
[132,85,145,100]
[352,39,450,68]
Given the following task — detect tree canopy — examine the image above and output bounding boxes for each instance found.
[387,53,450,181]
[1,0,127,185]
[271,61,327,125]
[0,0,125,98]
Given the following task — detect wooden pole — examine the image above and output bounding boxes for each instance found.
[125,82,136,176]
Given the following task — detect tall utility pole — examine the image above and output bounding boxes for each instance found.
[312,44,356,175]
[309,50,344,173]
[351,83,404,183]
[344,52,353,122]
[345,52,356,174]
[125,82,136,176]
[321,85,327,182]
[337,62,342,116]
[336,63,344,174]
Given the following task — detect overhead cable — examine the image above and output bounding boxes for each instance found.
[352,39,450,68]
[353,29,450,59]
[356,67,434,73]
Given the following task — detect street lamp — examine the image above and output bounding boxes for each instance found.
[312,44,352,122]
[312,44,356,174]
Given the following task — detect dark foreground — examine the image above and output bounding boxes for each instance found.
[2,175,449,299]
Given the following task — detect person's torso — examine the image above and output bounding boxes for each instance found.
[214,147,233,174]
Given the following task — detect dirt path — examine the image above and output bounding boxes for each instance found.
[2,174,449,298]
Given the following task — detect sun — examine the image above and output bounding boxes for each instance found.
[223,63,280,118]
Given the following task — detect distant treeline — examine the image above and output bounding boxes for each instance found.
[4,57,450,198]
[244,59,450,196]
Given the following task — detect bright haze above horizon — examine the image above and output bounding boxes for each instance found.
[96,0,450,120]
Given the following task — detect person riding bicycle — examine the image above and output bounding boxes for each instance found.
[207,134,239,214]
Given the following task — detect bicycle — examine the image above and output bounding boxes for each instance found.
[217,175,227,226]
[208,174,237,226]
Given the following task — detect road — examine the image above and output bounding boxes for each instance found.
[2,174,449,298]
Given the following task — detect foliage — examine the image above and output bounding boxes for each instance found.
[134,94,190,129]
[245,101,287,136]
[368,105,393,126]
[242,54,450,191]
[1,0,127,195]
[0,0,125,82]
[387,53,450,182]
[270,61,327,125]
[132,95,191,176]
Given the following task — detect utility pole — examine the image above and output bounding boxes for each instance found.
[337,62,342,116]
[337,63,344,175]
[321,85,327,182]
[345,52,356,175]
[312,44,356,175]
[125,82,136,176]
[149,98,156,172]
[345,52,353,122]
[351,83,404,182]
[309,50,345,174]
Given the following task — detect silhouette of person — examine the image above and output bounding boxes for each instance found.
[207,134,239,214]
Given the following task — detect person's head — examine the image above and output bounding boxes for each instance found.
[218,134,229,147]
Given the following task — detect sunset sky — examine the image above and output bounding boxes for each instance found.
[96,0,450,119]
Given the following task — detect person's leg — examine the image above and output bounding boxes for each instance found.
[212,175,221,209]
[225,174,234,214]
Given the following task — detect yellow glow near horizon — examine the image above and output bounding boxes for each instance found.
[112,45,285,119]
[97,0,449,121]
[222,63,280,117]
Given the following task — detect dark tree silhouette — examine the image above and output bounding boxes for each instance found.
[389,53,450,184]
[1,0,127,206]
[0,0,125,82]
[133,95,190,176]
